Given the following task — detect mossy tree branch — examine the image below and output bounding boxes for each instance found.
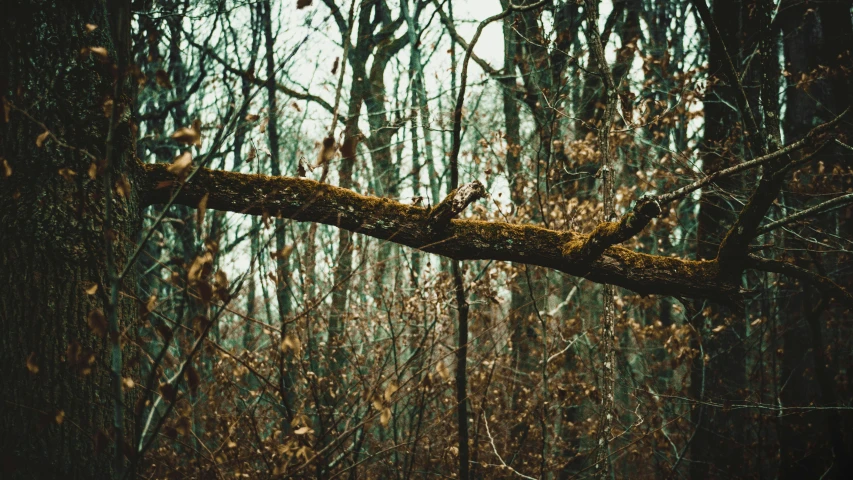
[140,163,743,302]
[562,111,847,269]
[139,163,853,309]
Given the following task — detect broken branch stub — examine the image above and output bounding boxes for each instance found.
[427,180,487,231]
[563,195,662,266]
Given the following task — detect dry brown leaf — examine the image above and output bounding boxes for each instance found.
[436,360,450,381]
[26,352,39,374]
[384,381,398,402]
[84,282,98,295]
[294,426,313,435]
[145,294,157,313]
[115,175,131,199]
[167,151,193,177]
[175,416,191,436]
[214,270,228,290]
[2,158,11,177]
[380,407,392,426]
[85,23,98,32]
[88,46,109,61]
[188,251,213,284]
[245,113,260,122]
[58,167,76,181]
[55,410,65,425]
[271,245,294,261]
[280,334,302,356]
[88,162,98,179]
[197,193,209,226]
[296,0,313,9]
[102,98,113,118]
[170,121,201,147]
[87,309,107,338]
[36,130,50,147]
[315,136,337,167]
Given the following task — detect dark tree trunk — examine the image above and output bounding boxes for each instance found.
[691,0,750,477]
[778,2,853,478]
[1,1,140,478]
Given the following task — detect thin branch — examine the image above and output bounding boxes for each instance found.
[328,0,357,136]
[755,193,853,236]
[185,36,335,114]
[747,255,853,308]
[482,413,538,480]
[448,0,547,184]
[690,0,762,152]
[562,110,847,267]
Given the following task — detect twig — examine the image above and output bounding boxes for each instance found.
[755,193,853,236]
[328,0,357,137]
[482,413,538,480]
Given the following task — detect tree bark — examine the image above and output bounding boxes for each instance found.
[691,0,749,477]
[1,1,139,477]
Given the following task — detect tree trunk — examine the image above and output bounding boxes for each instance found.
[1,1,140,477]
[691,0,749,477]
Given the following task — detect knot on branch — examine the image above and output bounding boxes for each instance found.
[632,195,663,222]
[427,181,487,231]
[562,195,662,264]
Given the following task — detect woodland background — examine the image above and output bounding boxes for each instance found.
[1,0,852,479]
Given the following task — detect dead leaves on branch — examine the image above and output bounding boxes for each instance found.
[280,333,302,356]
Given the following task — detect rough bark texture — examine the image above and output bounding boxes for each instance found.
[690,0,749,477]
[0,1,139,477]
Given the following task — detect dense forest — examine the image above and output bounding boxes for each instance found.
[1,0,852,478]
